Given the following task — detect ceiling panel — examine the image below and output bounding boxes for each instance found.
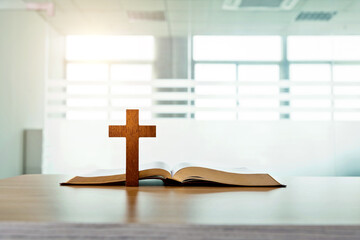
[27,0,360,36]
[344,0,360,10]
[73,0,122,11]
[301,0,354,11]
[166,0,215,11]
[331,12,360,24]
[83,11,128,28]
[122,0,165,11]
[167,10,209,22]
[53,0,77,12]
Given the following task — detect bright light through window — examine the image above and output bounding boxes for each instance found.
[238,86,279,95]
[195,86,236,95]
[238,112,279,121]
[291,86,331,95]
[288,36,360,61]
[195,99,236,108]
[193,36,282,61]
[195,111,237,120]
[239,99,279,108]
[291,100,331,108]
[67,99,107,107]
[334,86,360,95]
[288,36,333,61]
[57,34,360,121]
[291,112,331,121]
[111,86,152,95]
[238,65,279,81]
[290,64,331,82]
[111,99,151,107]
[111,111,151,120]
[334,112,360,121]
[111,64,152,81]
[195,64,236,81]
[67,85,108,95]
[67,63,108,81]
[335,100,360,108]
[66,111,107,120]
[64,35,155,120]
[66,35,154,61]
[333,65,360,82]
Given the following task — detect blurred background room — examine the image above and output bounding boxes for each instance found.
[1,0,360,178]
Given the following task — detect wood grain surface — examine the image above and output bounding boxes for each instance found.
[109,109,156,187]
[1,175,360,225]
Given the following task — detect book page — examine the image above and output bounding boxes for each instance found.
[172,163,283,187]
[172,162,266,176]
[80,161,172,177]
[61,161,172,185]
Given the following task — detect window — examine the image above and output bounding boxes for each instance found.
[238,65,279,82]
[46,35,360,122]
[66,36,154,61]
[67,63,108,81]
[288,36,360,61]
[288,36,360,121]
[111,64,152,81]
[191,35,360,121]
[193,36,282,61]
[195,64,236,81]
[193,35,282,120]
[62,36,154,120]
[333,65,360,82]
[289,64,331,82]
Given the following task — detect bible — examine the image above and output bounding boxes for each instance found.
[61,162,285,187]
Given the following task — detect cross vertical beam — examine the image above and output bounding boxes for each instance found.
[125,110,139,187]
[109,109,156,187]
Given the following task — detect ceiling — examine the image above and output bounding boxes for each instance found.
[20,0,360,36]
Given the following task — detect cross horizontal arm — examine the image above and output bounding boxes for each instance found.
[139,126,156,138]
[109,125,127,137]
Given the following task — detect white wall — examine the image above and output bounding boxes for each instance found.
[0,11,46,179]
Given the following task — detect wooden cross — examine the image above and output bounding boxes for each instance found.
[109,109,156,187]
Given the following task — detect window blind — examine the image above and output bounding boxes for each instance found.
[46,78,360,121]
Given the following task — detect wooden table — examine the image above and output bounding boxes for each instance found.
[1,175,360,225]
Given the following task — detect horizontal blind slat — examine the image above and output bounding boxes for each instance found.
[46,78,360,120]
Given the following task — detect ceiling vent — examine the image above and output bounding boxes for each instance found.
[127,11,166,22]
[295,11,337,21]
[223,0,299,10]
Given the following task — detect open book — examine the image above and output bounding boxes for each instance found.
[61,162,284,187]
